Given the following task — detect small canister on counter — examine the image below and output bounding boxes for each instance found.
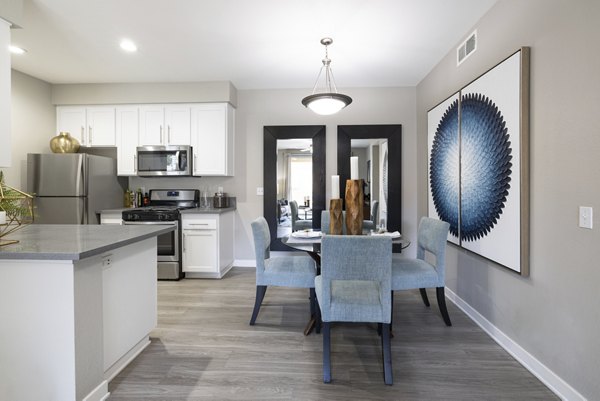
[213,192,229,208]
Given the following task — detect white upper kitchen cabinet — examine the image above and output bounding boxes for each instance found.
[191,103,234,176]
[139,105,165,146]
[56,106,116,147]
[165,105,192,145]
[116,106,139,176]
[139,105,191,146]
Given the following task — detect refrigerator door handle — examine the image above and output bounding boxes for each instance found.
[82,197,88,224]
[75,156,84,195]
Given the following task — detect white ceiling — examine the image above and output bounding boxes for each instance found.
[9,0,496,89]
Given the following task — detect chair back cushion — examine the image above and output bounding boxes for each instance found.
[251,217,271,274]
[371,200,379,224]
[290,200,299,224]
[319,235,392,323]
[417,217,450,280]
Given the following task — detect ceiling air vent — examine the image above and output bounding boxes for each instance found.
[457,30,477,66]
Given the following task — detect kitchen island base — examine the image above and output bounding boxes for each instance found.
[0,226,167,401]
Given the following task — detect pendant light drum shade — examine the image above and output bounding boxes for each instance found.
[302,93,353,115]
[302,38,352,115]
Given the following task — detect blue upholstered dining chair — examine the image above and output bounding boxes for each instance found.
[249,217,317,325]
[363,200,379,232]
[290,200,312,232]
[391,217,452,326]
[315,235,393,385]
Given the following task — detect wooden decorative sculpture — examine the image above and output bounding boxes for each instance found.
[344,179,363,235]
[329,199,343,235]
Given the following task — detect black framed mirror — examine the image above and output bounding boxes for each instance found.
[337,124,402,251]
[264,125,326,251]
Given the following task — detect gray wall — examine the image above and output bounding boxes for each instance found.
[52,81,237,107]
[0,0,24,27]
[4,70,54,188]
[416,0,600,398]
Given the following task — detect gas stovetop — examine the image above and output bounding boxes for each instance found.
[122,189,199,222]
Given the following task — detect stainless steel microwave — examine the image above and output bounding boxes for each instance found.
[136,145,192,176]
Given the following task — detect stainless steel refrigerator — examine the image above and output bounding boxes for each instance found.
[27,153,127,224]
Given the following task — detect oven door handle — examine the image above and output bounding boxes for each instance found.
[123,221,178,226]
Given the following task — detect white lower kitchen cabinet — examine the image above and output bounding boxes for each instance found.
[102,239,157,380]
[182,211,234,279]
[100,210,124,225]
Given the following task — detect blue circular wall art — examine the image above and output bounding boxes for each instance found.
[430,99,460,237]
[430,93,512,241]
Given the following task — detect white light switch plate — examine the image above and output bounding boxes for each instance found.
[579,206,593,229]
[256,187,264,196]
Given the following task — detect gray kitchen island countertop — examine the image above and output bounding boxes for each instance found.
[0,224,174,260]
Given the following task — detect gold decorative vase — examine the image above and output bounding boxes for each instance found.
[50,132,80,153]
[345,179,364,235]
[329,199,343,235]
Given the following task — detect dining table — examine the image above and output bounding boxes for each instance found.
[282,230,411,335]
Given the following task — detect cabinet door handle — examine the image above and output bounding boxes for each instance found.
[160,125,163,144]
[168,125,171,144]
[89,126,92,145]
[189,223,210,226]
[81,126,85,145]
[182,233,186,252]
[194,153,197,172]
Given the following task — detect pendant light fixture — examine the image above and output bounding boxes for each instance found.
[302,38,352,115]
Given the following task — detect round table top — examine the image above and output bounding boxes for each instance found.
[281,231,411,253]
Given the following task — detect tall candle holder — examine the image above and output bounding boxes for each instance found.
[329,199,343,234]
[344,179,363,235]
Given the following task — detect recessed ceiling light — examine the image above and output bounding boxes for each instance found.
[119,40,137,52]
[9,45,27,55]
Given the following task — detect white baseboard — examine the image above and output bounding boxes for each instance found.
[234,259,256,267]
[103,336,151,383]
[83,380,109,401]
[445,288,586,401]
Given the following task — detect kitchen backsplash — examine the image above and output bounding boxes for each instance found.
[128,176,236,200]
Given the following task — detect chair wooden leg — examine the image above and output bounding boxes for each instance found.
[390,291,394,333]
[381,323,393,385]
[249,285,267,325]
[323,322,331,383]
[419,288,430,307]
[436,287,452,326]
[309,288,316,317]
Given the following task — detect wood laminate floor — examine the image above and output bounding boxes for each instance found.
[108,267,558,401]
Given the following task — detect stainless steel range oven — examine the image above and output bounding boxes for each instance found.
[122,189,199,280]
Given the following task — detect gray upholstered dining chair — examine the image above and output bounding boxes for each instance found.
[391,216,452,326]
[363,200,379,231]
[315,235,393,385]
[290,200,312,232]
[249,217,317,325]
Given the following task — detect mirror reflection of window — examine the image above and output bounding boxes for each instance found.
[276,139,313,238]
[351,138,387,229]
